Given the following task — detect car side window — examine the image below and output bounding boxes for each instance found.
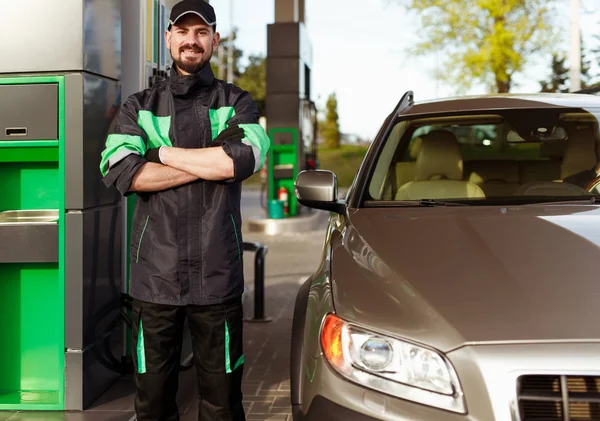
[368,121,408,200]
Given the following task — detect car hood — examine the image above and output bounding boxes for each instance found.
[331,204,600,352]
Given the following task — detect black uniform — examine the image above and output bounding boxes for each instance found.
[100,64,270,421]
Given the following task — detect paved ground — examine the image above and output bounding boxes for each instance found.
[0,189,328,421]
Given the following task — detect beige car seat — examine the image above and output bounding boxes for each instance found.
[466,160,520,197]
[560,126,597,180]
[395,130,486,200]
[395,136,422,188]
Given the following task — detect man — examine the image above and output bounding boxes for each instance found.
[99,1,270,420]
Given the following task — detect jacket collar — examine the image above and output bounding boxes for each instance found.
[169,64,215,96]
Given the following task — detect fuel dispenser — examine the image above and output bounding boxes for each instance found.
[0,0,134,412]
[266,15,318,218]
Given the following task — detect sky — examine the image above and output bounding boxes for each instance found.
[209,0,600,140]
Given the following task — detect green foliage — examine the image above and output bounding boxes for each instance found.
[593,29,600,80]
[318,145,369,187]
[404,0,556,93]
[210,29,244,80]
[539,36,594,93]
[236,55,266,116]
[539,53,569,93]
[580,36,593,89]
[209,30,266,116]
[319,93,341,149]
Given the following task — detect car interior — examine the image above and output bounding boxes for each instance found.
[370,108,600,202]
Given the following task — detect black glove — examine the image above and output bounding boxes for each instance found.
[213,125,244,146]
[145,147,162,163]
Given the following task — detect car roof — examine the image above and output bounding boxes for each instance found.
[402,93,600,117]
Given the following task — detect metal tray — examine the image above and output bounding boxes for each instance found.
[0,209,59,224]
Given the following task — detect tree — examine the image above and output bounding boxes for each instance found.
[210,29,243,81]
[539,35,593,93]
[401,0,556,93]
[236,55,266,116]
[320,93,341,149]
[208,31,267,116]
[580,35,593,89]
[539,54,569,93]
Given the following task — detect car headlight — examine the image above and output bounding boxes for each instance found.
[320,314,466,414]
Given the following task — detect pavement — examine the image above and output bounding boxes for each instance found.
[0,187,329,421]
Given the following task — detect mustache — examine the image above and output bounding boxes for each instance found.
[179,44,204,53]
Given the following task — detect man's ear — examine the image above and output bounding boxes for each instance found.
[165,30,172,50]
[213,31,221,50]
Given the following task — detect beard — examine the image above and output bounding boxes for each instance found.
[172,44,213,74]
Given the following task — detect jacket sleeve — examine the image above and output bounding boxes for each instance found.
[220,91,271,183]
[99,95,149,196]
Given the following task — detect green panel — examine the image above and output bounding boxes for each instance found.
[0,141,59,148]
[0,162,59,212]
[0,75,66,410]
[268,128,299,217]
[57,74,66,410]
[0,76,65,85]
[0,147,59,163]
[0,264,61,410]
[0,266,21,394]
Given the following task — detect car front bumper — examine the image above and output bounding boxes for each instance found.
[293,397,381,421]
[297,342,600,421]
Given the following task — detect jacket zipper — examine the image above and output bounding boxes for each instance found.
[136,215,150,263]
[230,213,241,260]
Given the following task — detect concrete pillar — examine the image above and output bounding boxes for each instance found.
[275,0,298,22]
[266,0,312,214]
[298,0,305,23]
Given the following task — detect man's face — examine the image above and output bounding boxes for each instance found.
[166,14,220,75]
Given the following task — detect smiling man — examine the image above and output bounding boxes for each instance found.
[99,1,270,420]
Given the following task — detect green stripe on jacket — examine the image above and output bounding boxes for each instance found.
[100,110,172,176]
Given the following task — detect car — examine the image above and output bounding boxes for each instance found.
[290,91,600,421]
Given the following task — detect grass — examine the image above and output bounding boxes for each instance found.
[317,145,369,187]
[242,144,370,189]
[242,171,262,186]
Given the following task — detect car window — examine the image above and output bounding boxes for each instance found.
[366,108,600,204]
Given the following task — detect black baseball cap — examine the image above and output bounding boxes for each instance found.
[168,0,217,30]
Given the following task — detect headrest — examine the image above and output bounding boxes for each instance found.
[409,136,422,160]
[415,130,463,181]
[560,127,597,179]
[468,161,519,184]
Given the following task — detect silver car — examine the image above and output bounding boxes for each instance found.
[290,92,600,421]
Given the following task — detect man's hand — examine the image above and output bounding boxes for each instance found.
[144,126,244,163]
[212,125,245,146]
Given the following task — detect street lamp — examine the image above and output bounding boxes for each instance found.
[569,0,581,91]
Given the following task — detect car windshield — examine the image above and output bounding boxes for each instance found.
[366,107,600,205]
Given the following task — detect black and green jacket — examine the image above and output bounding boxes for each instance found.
[99,65,270,306]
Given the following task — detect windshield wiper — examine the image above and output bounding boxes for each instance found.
[365,199,479,207]
[417,199,469,207]
[523,196,600,206]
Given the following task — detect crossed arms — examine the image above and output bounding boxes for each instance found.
[130,141,235,193]
[99,93,270,196]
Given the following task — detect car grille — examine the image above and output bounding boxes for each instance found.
[518,375,600,420]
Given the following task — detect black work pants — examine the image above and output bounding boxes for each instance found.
[131,298,245,421]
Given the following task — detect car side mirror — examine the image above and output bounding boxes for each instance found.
[294,170,346,214]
